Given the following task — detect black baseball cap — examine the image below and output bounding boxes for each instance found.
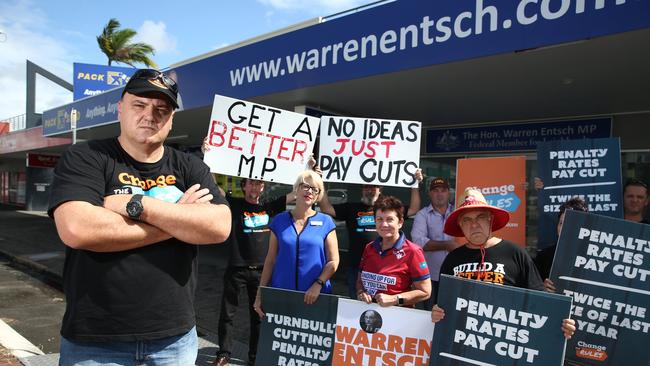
[429,177,450,190]
[121,69,179,109]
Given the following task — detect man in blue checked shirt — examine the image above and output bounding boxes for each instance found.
[411,177,459,310]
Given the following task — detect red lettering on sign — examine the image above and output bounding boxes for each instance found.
[228,126,245,151]
[209,120,227,147]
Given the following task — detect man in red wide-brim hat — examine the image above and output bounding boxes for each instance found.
[429,188,575,339]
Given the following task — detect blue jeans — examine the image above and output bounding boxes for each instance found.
[59,327,198,366]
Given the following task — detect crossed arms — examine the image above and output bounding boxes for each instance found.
[53,184,231,252]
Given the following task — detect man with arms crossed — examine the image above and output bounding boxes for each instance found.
[49,69,231,365]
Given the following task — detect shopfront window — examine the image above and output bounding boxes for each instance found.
[213,150,650,257]
[0,171,26,206]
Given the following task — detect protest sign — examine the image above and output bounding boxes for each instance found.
[430,275,572,366]
[204,95,320,185]
[456,156,527,245]
[318,116,421,188]
[257,287,338,366]
[333,299,434,366]
[256,288,435,366]
[536,138,623,248]
[550,210,650,366]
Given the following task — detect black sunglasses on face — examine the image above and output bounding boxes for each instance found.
[131,69,178,94]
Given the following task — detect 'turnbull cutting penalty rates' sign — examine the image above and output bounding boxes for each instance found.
[257,288,435,366]
[204,95,320,185]
[257,287,338,366]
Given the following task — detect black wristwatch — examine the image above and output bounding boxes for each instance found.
[126,194,144,221]
[397,295,405,306]
[315,278,325,286]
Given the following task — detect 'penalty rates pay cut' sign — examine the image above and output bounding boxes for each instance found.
[204,94,320,185]
[536,137,623,247]
[430,275,572,366]
[550,210,650,366]
[318,116,421,188]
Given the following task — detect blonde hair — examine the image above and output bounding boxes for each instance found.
[293,170,325,202]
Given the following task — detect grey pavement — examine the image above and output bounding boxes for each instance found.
[0,205,350,365]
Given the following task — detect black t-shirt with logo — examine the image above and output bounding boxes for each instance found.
[48,138,227,342]
[227,196,286,267]
[440,239,544,291]
[333,202,409,269]
[534,244,556,281]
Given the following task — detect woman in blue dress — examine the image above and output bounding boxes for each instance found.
[254,170,339,316]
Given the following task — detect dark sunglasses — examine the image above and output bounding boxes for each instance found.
[130,69,178,94]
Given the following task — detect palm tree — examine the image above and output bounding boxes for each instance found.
[97,18,157,68]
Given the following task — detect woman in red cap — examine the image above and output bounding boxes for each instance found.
[430,188,575,339]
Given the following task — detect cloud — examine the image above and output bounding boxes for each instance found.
[212,43,230,50]
[257,0,376,13]
[133,20,177,54]
[0,0,73,121]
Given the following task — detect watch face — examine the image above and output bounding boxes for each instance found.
[126,201,143,218]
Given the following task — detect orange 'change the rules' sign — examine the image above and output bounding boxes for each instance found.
[455,156,527,245]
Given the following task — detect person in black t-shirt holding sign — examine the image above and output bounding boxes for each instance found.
[429,188,576,339]
[48,69,231,365]
[202,141,294,366]
[534,197,589,293]
[319,170,423,299]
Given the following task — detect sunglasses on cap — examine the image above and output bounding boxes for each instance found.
[130,69,178,94]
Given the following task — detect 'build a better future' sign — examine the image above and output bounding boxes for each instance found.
[550,210,650,366]
[536,138,623,247]
[204,95,320,185]
[430,275,572,366]
[318,116,421,188]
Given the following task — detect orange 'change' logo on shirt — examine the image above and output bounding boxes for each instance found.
[118,172,177,190]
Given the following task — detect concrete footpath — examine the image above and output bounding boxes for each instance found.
[0,206,348,365]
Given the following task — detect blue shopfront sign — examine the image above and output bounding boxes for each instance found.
[170,0,650,110]
[73,63,136,100]
[44,0,649,133]
[43,88,121,136]
[425,118,611,154]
